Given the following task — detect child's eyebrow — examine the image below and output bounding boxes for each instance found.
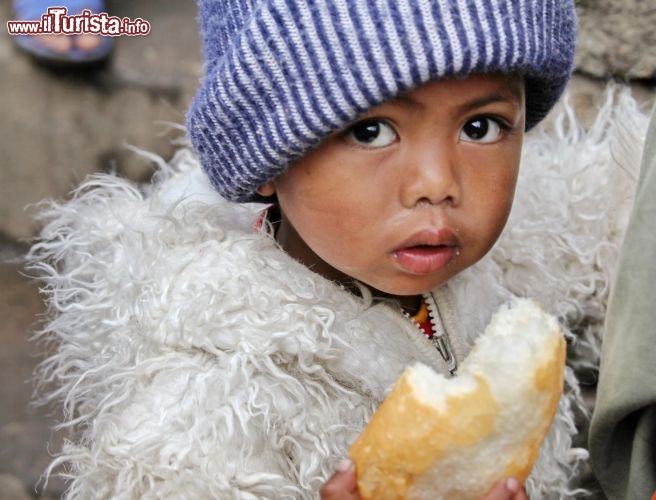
[455,89,523,115]
[392,81,523,114]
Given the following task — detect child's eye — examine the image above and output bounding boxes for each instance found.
[460,117,507,143]
[344,119,397,148]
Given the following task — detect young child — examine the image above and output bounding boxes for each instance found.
[29,0,593,498]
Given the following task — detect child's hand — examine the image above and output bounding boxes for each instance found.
[484,478,529,500]
[320,459,360,500]
[320,459,528,499]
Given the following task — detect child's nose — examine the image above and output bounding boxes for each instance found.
[400,146,461,208]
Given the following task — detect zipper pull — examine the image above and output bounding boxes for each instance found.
[425,292,458,376]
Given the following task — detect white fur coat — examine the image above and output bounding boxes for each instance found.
[28,86,648,499]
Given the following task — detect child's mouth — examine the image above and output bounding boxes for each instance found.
[392,228,459,275]
[393,245,457,275]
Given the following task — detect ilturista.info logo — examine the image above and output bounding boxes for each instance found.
[7,7,150,36]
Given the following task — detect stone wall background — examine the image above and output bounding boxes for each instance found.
[0,1,655,498]
[576,0,656,80]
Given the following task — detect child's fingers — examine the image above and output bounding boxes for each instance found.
[509,479,529,500]
[482,478,529,500]
[319,466,528,500]
[319,459,360,500]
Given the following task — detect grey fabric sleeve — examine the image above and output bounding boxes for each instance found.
[589,104,656,500]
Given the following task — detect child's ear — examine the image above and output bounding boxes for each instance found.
[256,182,276,197]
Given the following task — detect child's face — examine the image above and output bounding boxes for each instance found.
[260,73,525,297]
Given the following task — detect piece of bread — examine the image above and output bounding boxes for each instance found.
[349,298,566,500]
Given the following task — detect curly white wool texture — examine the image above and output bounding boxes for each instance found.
[28,156,456,499]
[492,87,648,371]
[27,85,647,499]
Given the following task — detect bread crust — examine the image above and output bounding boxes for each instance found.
[349,299,566,499]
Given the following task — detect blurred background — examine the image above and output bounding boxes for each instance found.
[0,0,655,498]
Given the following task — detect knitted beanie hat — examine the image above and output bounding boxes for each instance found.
[187,0,577,202]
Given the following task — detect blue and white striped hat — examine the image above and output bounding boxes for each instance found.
[187,0,577,202]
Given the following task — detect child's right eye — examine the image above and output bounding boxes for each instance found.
[344,119,397,149]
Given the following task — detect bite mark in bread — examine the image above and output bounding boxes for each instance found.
[349,298,566,500]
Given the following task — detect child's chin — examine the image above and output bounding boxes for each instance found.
[366,278,448,298]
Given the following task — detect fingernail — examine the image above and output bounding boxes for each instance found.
[337,458,354,473]
[505,477,520,493]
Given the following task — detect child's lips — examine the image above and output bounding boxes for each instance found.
[392,229,459,275]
